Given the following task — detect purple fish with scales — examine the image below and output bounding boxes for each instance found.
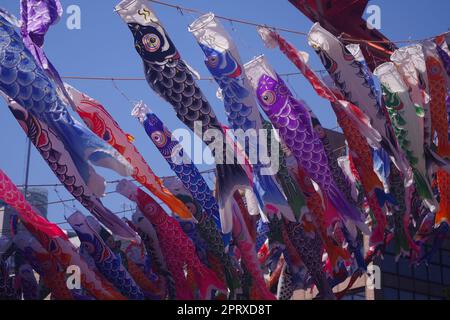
[245,56,368,236]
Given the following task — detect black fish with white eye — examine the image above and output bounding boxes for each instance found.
[127,23,178,65]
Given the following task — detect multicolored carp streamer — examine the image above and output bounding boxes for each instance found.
[284,221,335,299]
[116,0,252,234]
[133,102,243,296]
[307,23,411,182]
[67,211,144,300]
[66,85,192,220]
[244,55,367,236]
[0,169,126,300]
[0,16,132,190]
[0,16,136,239]
[4,100,137,239]
[131,102,223,232]
[132,209,175,299]
[116,179,226,300]
[422,41,450,226]
[374,63,438,208]
[189,13,295,223]
[288,0,396,71]
[256,28,392,246]
[19,0,72,105]
[14,231,74,300]
[163,176,242,299]
[231,192,276,300]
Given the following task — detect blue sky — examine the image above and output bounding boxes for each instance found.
[0,0,449,230]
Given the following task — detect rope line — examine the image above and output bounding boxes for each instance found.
[146,0,450,45]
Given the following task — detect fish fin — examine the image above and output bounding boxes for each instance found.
[327,183,369,235]
[254,172,296,222]
[216,163,252,234]
[374,188,398,206]
[193,266,227,300]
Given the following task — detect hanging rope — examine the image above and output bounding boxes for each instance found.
[146,0,450,45]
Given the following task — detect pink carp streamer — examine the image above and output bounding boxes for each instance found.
[66,85,192,220]
[116,179,226,300]
[0,169,126,300]
[231,192,276,300]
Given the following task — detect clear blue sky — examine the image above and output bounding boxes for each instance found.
[0,0,449,230]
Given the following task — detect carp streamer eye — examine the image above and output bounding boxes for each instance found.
[143,33,161,52]
[261,90,276,106]
[151,131,167,147]
[206,55,219,68]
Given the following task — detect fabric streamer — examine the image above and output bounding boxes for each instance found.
[13,231,74,300]
[115,0,253,234]
[19,0,74,106]
[284,221,335,299]
[0,169,126,300]
[374,63,441,209]
[132,101,222,234]
[0,16,136,239]
[244,55,367,236]
[255,28,404,247]
[163,176,243,299]
[422,41,450,225]
[116,179,226,300]
[4,99,137,239]
[189,12,295,223]
[230,192,276,300]
[288,0,396,70]
[132,209,175,299]
[67,211,144,300]
[65,85,193,221]
[132,103,243,297]
[0,17,132,188]
[307,23,411,183]
[262,120,308,220]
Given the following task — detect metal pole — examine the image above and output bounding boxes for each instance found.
[23,138,32,199]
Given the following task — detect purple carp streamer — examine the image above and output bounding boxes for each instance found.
[19,0,72,104]
[245,56,367,235]
[189,13,295,223]
[115,0,252,233]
